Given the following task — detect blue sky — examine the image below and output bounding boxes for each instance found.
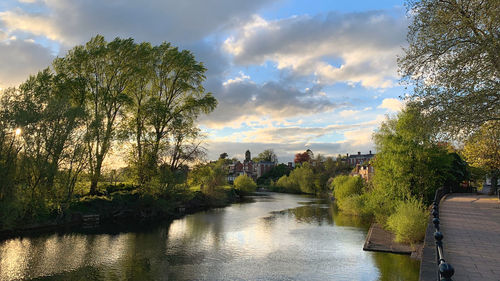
[0,0,409,164]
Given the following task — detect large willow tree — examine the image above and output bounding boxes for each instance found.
[399,0,499,136]
[0,69,86,221]
[126,42,217,185]
[54,36,138,194]
[53,35,216,193]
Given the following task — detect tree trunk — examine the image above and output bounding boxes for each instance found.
[136,124,144,184]
[490,173,498,195]
[89,157,103,195]
[90,176,98,195]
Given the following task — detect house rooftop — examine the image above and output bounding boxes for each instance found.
[348,151,374,158]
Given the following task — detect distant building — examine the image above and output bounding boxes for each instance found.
[256,161,275,178]
[225,150,276,183]
[347,151,375,166]
[351,163,374,181]
[227,161,244,183]
[306,149,314,159]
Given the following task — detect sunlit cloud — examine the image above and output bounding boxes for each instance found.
[0,10,62,42]
[200,79,341,129]
[223,10,407,89]
[339,110,360,118]
[0,1,408,161]
[223,71,251,86]
[377,98,404,112]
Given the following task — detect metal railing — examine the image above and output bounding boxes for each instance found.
[431,187,454,281]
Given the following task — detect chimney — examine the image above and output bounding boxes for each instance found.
[358,151,361,155]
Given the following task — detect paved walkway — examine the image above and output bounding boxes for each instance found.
[439,194,500,281]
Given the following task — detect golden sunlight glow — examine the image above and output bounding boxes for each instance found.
[15,128,21,136]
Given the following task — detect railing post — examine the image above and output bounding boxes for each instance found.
[439,263,454,281]
[432,218,440,231]
[432,187,454,281]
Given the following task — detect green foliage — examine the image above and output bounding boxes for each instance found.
[257,163,290,185]
[253,149,278,163]
[273,156,351,194]
[463,120,500,193]
[332,175,364,201]
[387,199,428,244]
[54,35,139,194]
[104,183,140,194]
[331,108,471,244]
[126,42,216,185]
[331,175,370,217]
[336,194,370,217]
[234,174,257,193]
[275,175,301,193]
[359,187,398,225]
[372,107,456,204]
[0,35,218,229]
[188,160,227,194]
[400,0,499,135]
[275,163,315,194]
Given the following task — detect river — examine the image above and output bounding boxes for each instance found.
[0,192,419,280]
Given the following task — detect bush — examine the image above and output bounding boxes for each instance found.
[234,174,257,193]
[337,194,370,216]
[361,188,398,225]
[275,164,315,194]
[332,175,363,200]
[275,174,300,193]
[387,198,428,244]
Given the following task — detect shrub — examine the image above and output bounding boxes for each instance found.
[275,164,315,194]
[337,194,370,216]
[387,198,428,244]
[275,174,300,193]
[234,174,257,193]
[362,188,398,225]
[332,175,363,200]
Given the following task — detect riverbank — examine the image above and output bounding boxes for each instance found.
[0,188,243,241]
[0,192,420,281]
[363,222,423,259]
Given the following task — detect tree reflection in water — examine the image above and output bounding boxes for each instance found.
[1,193,419,281]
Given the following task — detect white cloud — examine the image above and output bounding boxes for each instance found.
[0,2,405,156]
[0,0,274,88]
[377,98,404,112]
[0,30,7,41]
[339,109,360,118]
[223,71,251,86]
[342,128,375,147]
[223,11,407,89]
[0,11,62,42]
[201,80,341,129]
[209,116,383,145]
[0,39,54,88]
[1,0,277,46]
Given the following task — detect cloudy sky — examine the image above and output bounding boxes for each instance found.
[0,0,409,163]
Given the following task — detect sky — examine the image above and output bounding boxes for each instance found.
[0,0,410,163]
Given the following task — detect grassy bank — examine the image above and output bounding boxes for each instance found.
[0,184,241,239]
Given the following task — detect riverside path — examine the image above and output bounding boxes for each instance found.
[433,193,500,281]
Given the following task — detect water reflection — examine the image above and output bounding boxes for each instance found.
[0,193,419,281]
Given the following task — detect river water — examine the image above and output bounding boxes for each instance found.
[0,192,419,280]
